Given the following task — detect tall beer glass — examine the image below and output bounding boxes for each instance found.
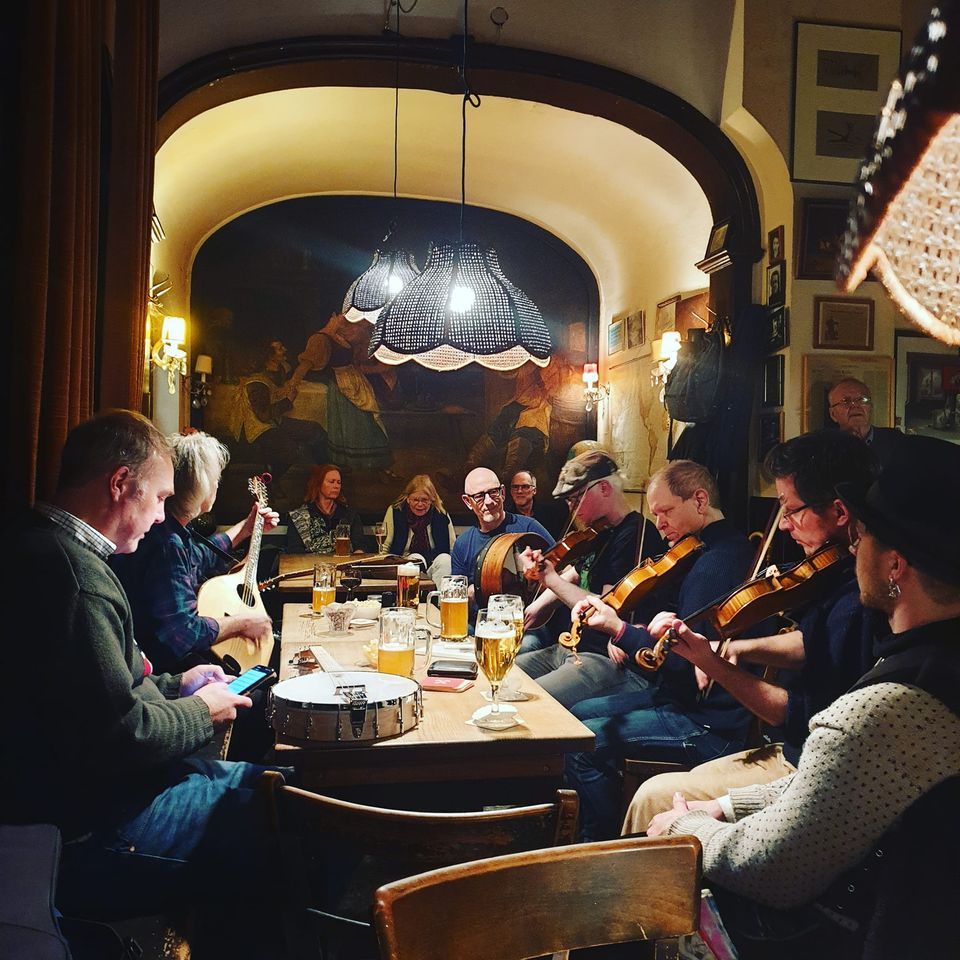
[334,523,352,557]
[487,594,527,701]
[312,562,336,614]
[473,609,522,730]
[396,562,420,609]
[426,575,469,640]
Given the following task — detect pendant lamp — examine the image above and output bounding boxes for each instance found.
[837,2,960,345]
[342,1,419,324]
[370,0,552,369]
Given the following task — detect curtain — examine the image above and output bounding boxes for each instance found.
[8,0,102,508]
[99,0,158,412]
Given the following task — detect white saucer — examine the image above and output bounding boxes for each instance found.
[350,618,377,628]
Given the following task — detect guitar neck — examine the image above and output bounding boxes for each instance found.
[243,513,265,595]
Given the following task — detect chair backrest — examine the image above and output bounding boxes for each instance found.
[373,835,702,960]
[260,770,579,921]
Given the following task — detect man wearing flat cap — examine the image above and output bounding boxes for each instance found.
[646,435,960,958]
[515,450,666,708]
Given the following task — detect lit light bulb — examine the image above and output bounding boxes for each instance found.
[387,272,404,296]
[448,284,476,313]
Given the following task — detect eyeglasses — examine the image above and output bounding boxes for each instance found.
[564,479,600,509]
[780,501,825,524]
[829,395,872,409]
[510,483,534,491]
[464,486,504,506]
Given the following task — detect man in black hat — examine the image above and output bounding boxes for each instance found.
[647,435,960,958]
[515,450,666,708]
[561,457,755,839]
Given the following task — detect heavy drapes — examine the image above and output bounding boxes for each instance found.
[5,0,158,511]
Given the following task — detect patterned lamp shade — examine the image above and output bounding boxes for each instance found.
[369,241,552,370]
[342,248,421,324]
[837,2,960,345]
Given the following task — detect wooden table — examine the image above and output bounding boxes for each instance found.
[272,603,594,804]
[274,553,435,598]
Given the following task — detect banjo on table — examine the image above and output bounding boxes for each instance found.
[197,475,275,672]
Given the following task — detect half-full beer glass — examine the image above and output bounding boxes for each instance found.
[396,562,420,609]
[426,575,469,640]
[312,562,337,614]
[378,607,416,678]
[334,523,352,556]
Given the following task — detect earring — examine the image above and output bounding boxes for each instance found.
[887,576,901,600]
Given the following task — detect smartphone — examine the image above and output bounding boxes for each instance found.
[227,664,276,695]
[427,659,479,680]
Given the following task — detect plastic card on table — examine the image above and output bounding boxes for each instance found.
[429,639,477,662]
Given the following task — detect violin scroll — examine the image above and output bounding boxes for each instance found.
[635,629,675,672]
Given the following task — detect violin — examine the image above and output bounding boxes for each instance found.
[558,535,705,655]
[635,541,847,671]
[524,527,599,581]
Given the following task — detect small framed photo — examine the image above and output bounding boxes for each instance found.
[655,295,680,336]
[758,411,784,463]
[767,306,789,352]
[767,225,785,264]
[766,262,785,306]
[607,318,625,355]
[813,296,874,350]
[625,309,646,351]
[797,198,850,280]
[762,355,785,408]
[703,219,731,259]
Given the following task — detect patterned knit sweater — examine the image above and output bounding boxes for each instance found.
[669,680,960,909]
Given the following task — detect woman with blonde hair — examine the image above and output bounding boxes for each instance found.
[383,474,456,582]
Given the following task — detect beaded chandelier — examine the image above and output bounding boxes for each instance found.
[369,0,551,370]
[837,2,960,345]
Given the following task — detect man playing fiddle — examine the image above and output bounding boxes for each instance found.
[562,458,755,840]
[513,450,665,708]
[645,435,960,958]
[622,429,882,833]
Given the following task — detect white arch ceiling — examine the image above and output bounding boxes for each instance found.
[153,85,713,328]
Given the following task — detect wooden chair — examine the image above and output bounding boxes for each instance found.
[373,835,702,960]
[259,770,579,959]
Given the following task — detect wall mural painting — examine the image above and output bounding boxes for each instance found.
[191,196,598,522]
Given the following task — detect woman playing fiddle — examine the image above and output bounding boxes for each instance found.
[513,451,666,708]
[615,431,883,836]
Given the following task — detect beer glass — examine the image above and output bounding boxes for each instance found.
[378,607,416,678]
[334,522,352,557]
[373,522,388,555]
[473,608,522,730]
[425,575,469,640]
[487,594,528,702]
[396,561,420,609]
[312,562,337,615]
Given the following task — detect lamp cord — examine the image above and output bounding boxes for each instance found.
[458,0,481,244]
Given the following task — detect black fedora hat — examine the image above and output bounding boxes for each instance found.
[836,435,960,585]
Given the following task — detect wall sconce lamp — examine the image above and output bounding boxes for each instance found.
[651,331,682,397]
[151,316,187,394]
[582,362,609,412]
[190,354,213,409]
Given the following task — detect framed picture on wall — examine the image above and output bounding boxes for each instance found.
[762,355,784,408]
[813,296,874,349]
[767,307,789,353]
[625,309,646,351]
[607,318,625,355]
[894,330,960,443]
[703,219,731,259]
[766,262,785,306]
[797,199,850,280]
[655,295,680,336]
[768,225,785,264]
[792,22,901,184]
[758,411,784,463]
[801,352,893,432]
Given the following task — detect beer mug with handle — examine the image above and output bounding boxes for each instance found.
[425,575,469,640]
[487,594,529,702]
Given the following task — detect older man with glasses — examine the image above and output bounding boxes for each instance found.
[827,376,904,468]
[450,467,554,589]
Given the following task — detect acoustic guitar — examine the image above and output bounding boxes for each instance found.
[198,475,275,672]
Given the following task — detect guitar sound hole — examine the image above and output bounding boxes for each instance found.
[235,584,257,608]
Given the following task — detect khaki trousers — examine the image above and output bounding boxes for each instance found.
[621,743,796,835]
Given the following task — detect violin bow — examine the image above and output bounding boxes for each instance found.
[700,503,784,702]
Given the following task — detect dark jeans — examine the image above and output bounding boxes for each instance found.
[566,690,738,840]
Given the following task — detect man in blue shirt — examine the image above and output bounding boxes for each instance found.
[451,466,553,590]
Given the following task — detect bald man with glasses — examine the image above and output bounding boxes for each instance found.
[828,377,904,468]
[450,466,553,588]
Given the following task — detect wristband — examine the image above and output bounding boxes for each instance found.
[613,621,629,644]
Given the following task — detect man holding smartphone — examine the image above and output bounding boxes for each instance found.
[3,411,286,958]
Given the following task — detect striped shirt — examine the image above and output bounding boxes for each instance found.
[34,502,116,559]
